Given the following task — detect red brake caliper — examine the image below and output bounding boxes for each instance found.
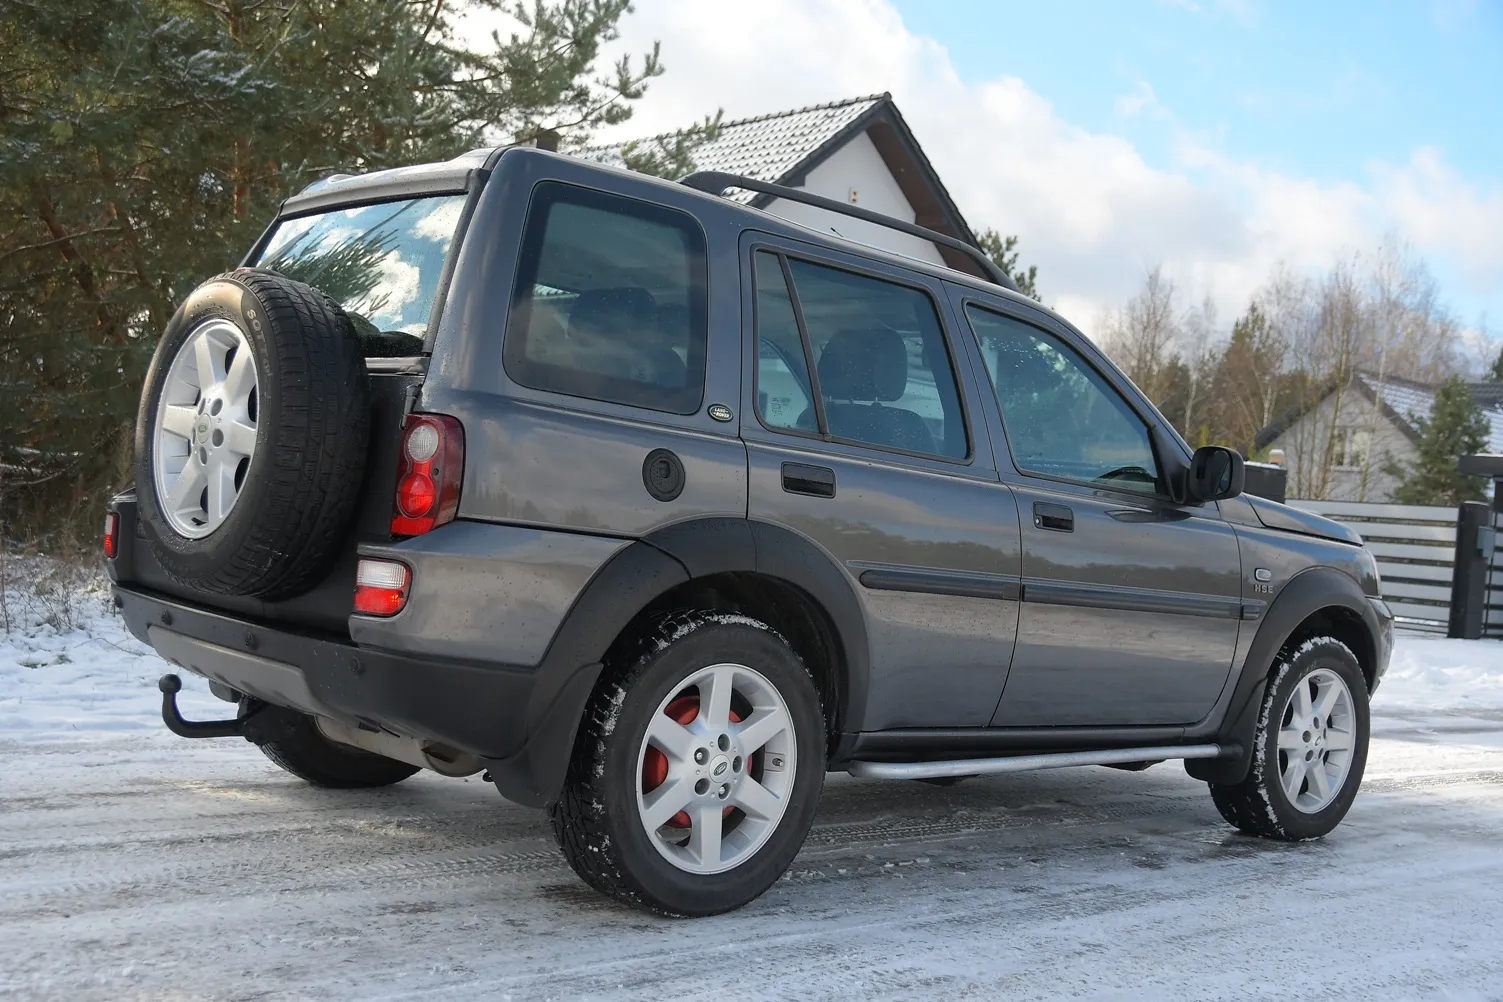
[642,694,749,829]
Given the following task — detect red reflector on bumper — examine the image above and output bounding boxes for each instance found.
[353,559,410,617]
[103,512,119,559]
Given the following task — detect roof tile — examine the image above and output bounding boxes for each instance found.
[1360,373,1503,453]
[585,94,887,202]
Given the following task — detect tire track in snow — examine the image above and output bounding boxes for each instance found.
[5,765,1500,922]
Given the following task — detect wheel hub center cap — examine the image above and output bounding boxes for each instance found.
[710,754,732,781]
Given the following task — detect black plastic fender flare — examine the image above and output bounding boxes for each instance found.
[1186,566,1382,785]
[483,518,870,807]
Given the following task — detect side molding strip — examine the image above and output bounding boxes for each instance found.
[847,744,1225,780]
[856,566,1022,602]
[1023,579,1243,619]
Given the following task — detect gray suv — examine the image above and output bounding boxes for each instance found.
[106,146,1393,916]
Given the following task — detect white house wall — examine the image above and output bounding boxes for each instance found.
[762,131,948,267]
[1263,389,1418,502]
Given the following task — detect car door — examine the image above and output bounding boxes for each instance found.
[740,234,1023,731]
[952,293,1244,728]
[425,163,748,537]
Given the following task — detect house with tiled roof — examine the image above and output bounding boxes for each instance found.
[589,94,989,280]
[1254,372,1503,501]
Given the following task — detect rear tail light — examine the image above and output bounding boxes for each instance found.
[391,414,464,537]
[354,559,410,616]
[103,512,120,559]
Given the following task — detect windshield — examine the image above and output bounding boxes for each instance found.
[255,194,466,350]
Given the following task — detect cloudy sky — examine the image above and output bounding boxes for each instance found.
[564,0,1501,346]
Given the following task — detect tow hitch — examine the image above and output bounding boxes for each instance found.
[158,673,245,738]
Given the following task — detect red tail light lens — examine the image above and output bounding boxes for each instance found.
[103,512,120,559]
[354,558,410,616]
[391,414,464,537]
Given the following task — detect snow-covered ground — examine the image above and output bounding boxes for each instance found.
[4,571,1503,1000]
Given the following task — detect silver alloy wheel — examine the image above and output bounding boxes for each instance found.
[635,662,798,875]
[152,318,259,538]
[1275,666,1356,813]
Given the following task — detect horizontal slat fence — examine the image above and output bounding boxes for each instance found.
[1488,513,1503,639]
[1290,500,1455,634]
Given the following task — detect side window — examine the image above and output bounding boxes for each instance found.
[503,182,707,414]
[758,255,966,460]
[966,305,1160,494]
[752,252,814,430]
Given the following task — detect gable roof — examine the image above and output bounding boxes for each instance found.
[1255,372,1503,454]
[588,94,987,278]
[596,95,885,203]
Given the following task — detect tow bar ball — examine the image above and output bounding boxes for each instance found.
[158,673,244,738]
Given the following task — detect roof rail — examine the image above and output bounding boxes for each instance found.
[679,170,1018,293]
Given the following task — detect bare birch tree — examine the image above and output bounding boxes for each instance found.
[1103,267,1180,405]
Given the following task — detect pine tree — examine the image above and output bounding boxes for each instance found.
[977,228,1038,300]
[1386,376,1489,506]
[0,0,707,540]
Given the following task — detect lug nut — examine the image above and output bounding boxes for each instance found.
[694,748,708,764]
[718,784,729,799]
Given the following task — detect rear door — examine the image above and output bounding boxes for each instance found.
[424,157,746,536]
[740,233,1022,731]
[952,292,1244,728]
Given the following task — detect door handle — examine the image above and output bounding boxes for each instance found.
[782,462,836,498]
[1033,501,1074,532]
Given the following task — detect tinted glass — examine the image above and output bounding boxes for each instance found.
[753,252,813,430]
[967,306,1159,493]
[503,182,707,414]
[258,194,466,352]
[784,259,967,459]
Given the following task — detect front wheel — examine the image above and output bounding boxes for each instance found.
[1209,636,1370,840]
[551,612,825,916]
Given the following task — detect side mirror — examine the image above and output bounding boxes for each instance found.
[1187,446,1245,502]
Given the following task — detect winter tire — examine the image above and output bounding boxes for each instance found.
[1209,635,1369,840]
[243,703,420,788]
[550,612,825,916]
[134,269,369,600]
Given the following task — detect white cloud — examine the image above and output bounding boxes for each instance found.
[474,0,1499,340]
[363,253,421,329]
[1114,80,1164,120]
[412,197,465,243]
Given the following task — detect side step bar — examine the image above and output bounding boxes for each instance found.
[846,744,1226,781]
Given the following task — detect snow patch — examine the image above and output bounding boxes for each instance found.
[1378,636,1503,710]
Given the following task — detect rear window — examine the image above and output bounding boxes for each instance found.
[503,182,708,415]
[255,194,467,354]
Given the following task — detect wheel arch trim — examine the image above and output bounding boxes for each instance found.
[1187,566,1384,785]
[484,517,870,807]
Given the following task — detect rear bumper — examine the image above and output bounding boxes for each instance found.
[117,585,540,760]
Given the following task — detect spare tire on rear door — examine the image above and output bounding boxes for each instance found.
[133,269,370,600]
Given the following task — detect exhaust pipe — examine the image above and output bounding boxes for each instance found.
[315,717,483,777]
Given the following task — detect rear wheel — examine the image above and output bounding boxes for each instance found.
[551,612,825,916]
[243,704,420,789]
[1209,636,1369,840]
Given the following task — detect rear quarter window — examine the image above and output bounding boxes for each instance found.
[502,182,708,415]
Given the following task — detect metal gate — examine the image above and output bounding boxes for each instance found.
[1291,500,1455,634]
